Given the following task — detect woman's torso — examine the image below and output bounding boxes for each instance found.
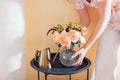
[75,0,120,31]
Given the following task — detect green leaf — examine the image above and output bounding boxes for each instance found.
[71,23,78,28]
[71,42,75,46]
[66,21,72,26]
[77,41,81,47]
[58,43,62,48]
[56,24,64,33]
[80,26,87,32]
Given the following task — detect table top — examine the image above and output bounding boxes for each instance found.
[31,53,91,75]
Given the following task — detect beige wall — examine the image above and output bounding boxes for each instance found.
[25,0,99,80]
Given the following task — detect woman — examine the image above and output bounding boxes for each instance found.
[72,0,120,80]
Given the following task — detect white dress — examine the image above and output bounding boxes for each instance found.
[74,0,120,80]
[96,10,120,80]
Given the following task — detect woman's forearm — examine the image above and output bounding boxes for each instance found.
[75,0,90,27]
[79,9,90,27]
[83,0,112,51]
[84,15,110,51]
[77,6,90,27]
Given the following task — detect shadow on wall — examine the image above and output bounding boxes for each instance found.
[0,0,26,80]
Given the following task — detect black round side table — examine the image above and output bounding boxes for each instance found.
[30,53,91,80]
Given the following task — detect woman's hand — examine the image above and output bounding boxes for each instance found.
[72,48,87,66]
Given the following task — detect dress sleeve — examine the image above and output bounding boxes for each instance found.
[74,0,85,9]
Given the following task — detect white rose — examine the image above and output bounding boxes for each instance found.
[80,36,86,43]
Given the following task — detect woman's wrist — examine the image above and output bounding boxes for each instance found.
[80,44,89,54]
[78,47,88,56]
[81,43,88,50]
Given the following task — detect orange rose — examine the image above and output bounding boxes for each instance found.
[53,31,60,43]
[59,34,71,47]
[67,30,79,42]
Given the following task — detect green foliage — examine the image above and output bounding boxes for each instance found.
[55,21,87,34]
[57,43,62,48]
[66,21,72,27]
[56,24,64,33]
[80,26,87,32]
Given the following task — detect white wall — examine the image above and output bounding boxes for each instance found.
[0,0,26,80]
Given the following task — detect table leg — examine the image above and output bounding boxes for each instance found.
[69,74,71,80]
[45,74,48,80]
[87,69,89,80]
[38,71,40,80]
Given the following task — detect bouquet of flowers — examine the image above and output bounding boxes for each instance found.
[47,21,87,49]
[47,22,88,66]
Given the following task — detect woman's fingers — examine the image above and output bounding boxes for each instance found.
[72,48,86,66]
[72,54,83,66]
[72,51,80,58]
[72,48,86,58]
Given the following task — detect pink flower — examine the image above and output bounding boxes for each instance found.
[53,31,60,43]
[59,34,71,47]
[67,30,79,43]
